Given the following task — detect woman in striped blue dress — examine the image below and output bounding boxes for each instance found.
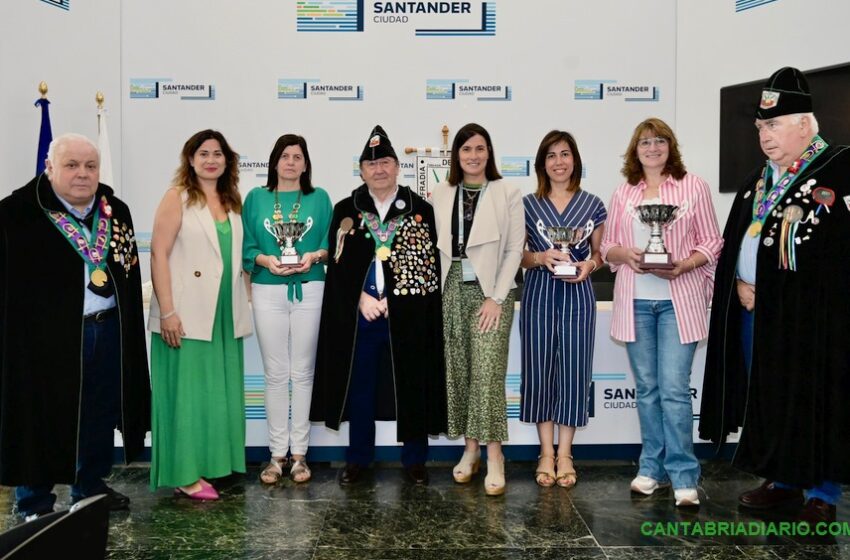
[520,130,606,488]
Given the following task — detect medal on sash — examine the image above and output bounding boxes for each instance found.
[46,195,113,295]
[362,212,402,261]
[749,136,828,237]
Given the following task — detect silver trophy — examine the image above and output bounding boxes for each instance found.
[546,226,587,279]
[271,221,306,266]
[635,204,678,269]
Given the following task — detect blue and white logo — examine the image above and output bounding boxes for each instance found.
[135,232,151,253]
[500,157,532,177]
[279,79,364,101]
[735,0,778,12]
[129,79,215,100]
[297,0,364,32]
[426,79,511,101]
[575,80,659,102]
[239,157,269,181]
[297,1,496,37]
[39,0,69,10]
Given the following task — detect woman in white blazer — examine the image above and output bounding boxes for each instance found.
[432,123,524,496]
[149,129,252,500]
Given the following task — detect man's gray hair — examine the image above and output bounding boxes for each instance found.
[789,113,820,135]
[45,133,100,168]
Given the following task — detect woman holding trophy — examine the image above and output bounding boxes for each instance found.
[149,129,253,499]
[519,130,606,488]
[242,134,333,485]
[432,123,524,496]
[601,118,722,507]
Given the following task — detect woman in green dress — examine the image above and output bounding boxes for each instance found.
[149,129,253,500]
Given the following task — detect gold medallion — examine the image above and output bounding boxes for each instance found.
[747,222,762,237]
[90,268,108,287]
[376,246,391,261]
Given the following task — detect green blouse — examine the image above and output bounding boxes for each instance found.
[241,186,333,295]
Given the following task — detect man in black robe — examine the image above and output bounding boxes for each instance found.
[700,67,850,524]
[311,125,446,485]
[0,133,150,521]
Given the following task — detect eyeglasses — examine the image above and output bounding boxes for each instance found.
[637,137,668,149]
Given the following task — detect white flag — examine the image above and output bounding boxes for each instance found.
[97,107,115,188]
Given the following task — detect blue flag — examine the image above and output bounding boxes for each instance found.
[34,98,52,175]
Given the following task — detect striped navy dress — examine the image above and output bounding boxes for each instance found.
[520,190,607,426]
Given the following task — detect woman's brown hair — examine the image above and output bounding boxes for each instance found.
[446,123,503,186]
[620,118,686,185]
[534,130,583,199]
[173,129,242,213]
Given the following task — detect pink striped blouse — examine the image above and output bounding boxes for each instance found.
[601,173,723,344]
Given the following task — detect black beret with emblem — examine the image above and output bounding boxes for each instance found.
[755,66,812,119]
[359,124,398,163]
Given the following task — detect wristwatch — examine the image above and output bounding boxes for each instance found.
[492,297,504,305]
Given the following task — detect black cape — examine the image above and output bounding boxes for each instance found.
[700,144,850,486]
[311,185,447,441]
[0,175,151,486]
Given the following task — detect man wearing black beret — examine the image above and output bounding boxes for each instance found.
[700,67,850,524]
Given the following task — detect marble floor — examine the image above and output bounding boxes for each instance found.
[1,460,848,559]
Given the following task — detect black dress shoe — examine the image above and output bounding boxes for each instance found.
[404,464,429,485]
[339,463,363,485]
[738,480,803,510]
[799,498,837,524]
[72,486,131,511]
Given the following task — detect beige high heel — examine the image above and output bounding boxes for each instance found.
[484,456,506,496]
[452,449,481,483]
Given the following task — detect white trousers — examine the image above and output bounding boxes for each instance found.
[251,281,324,457]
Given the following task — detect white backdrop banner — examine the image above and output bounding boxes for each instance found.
[120,0,677,284]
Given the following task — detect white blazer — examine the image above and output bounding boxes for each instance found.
[432,179,525,302]
[149,195,252,341]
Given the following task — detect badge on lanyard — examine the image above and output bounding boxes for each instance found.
[461,258,476,282]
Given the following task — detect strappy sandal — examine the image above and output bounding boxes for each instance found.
[535,455,556,488]
[556,455,577,489]
[259,457,287,485]
[290,458,312,483]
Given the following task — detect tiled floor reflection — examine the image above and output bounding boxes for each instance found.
[1,460,847,559]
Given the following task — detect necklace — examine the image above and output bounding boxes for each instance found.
[461,183,484,221]
[462,188,481,221]
[273,188,302,224]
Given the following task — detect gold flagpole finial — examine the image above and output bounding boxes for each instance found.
[441,125,449,152]
[96,91,105,109]
[38,81,48,98]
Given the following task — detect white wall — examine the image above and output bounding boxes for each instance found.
[4,0,848,450]
[0,0,122,193]
[4,1,849,218]
[675,0,850,222]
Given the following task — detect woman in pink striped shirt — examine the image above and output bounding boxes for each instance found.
[602,118,722,508]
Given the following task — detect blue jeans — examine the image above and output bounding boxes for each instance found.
[15,313,121,517]
[773,481,842,505]
[626,299,699,489]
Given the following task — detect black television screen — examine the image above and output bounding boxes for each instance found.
[718,62,850,193]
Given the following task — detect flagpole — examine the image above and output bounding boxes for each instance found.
[34,82,52,175]
[96,91,115,188]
